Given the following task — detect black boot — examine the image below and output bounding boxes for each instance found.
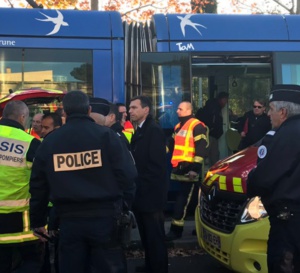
[165,224,183,241]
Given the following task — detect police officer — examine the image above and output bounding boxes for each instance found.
[0,100,43,273]
[166,101,208,241]
[29,91,137,273]
[247,84,300,273]
[89,97,110,126]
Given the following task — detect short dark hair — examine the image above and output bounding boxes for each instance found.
[217,92,229,99]
[116,102,126,108]
[253,98,267,107]
[63,91,89,116]
[42,112,62,127]
[108,104,122,122]
[55,107,64,117]
[130,95,152,113]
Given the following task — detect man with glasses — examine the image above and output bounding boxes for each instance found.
[237,98,271,150]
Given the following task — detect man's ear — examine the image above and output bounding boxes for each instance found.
[88,105,92,115]
[281,107,288,119]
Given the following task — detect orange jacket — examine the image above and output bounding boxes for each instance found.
[171,118,205,168]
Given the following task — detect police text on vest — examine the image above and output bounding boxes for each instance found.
[53,150,102,172]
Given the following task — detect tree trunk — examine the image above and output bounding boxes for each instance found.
[91,0,98,10]
[296,0,300,14]
[191,0,217,14]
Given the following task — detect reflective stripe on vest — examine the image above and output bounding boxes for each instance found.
[0,211,38,244]
[171,118,205,167]
[123,130,133,143]
[123,121,134,143]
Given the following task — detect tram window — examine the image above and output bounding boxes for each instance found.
[0,48,93,98]
[274,52,300,85]
[141,52,191,128]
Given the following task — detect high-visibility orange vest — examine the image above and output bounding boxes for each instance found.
[171,118,205,168]
[26,128,41,140]
[49,103,58,112]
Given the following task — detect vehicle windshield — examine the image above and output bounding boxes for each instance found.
[26,100,63,130]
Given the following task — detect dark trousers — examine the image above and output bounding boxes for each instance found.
[268,216,300,273]
[58,216,127,273]
[171,182,195,226]
[0,241,44,273]
[40,239,59,273]
[134,210,168,273]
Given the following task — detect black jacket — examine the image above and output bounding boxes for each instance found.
[237,111,271,150]
[195,98,223,139]
[247,115,300,215]
[29,114,137,228]
[110,122,131,151]
[130,115,168,212]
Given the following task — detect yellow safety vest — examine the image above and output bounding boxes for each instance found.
[123,121,134,143]
[0,125,38,244]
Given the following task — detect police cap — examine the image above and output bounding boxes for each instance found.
[89,97,110,116]
[269,84,300,104]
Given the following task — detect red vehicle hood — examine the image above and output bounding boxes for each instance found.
[0,88,66,117]
[0,88,66,116]
[202,146,258,194]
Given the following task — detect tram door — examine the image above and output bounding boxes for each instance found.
[191,54,272,160]
[140,52,193,210]
[140,52,272,162]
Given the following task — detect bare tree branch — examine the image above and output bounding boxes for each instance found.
[25,0,43,8]
[272,0,293,13]
[121,0,166,16]
[7,0,14,7]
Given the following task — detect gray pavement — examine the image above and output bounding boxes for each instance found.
[127,217,199,250]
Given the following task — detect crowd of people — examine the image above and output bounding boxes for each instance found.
[1,84,299,273]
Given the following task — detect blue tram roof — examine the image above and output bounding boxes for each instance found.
[151,14,300,52]
[0,8,123,39]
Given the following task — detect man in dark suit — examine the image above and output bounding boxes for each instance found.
[129,96,169,273]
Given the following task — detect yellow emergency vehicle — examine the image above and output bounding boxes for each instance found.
[195,146,269,273]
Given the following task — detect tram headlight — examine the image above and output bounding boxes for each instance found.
[240,196,268,223]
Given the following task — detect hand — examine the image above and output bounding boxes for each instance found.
[49,230,59,237]
[33,226,50,242]
[241,131,246,137]
[186,171,198,180]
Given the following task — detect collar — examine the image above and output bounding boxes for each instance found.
[66,114,95,123]
[178,115,193,124]
[138,119,146,128]
[0,118,25,130]
[111,122,124,133]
